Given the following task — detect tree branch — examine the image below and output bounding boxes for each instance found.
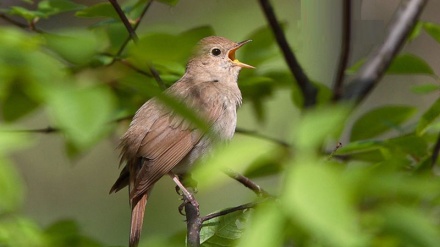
[115,0,154,57]
[235,127,290,148]
[108,0,138,42]
[332,0,352,101]
[201,202,258,222]
[224,169,271,197]
[431,132,440,167]
[108,0,165,90]
[185,197,202,247]
[257,0,317,108]
[342,0,427,102]
[0,14,43,33]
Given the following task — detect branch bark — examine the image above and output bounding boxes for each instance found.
[342,0,428,102]
[257,0,317,108]
[332,0,352,101]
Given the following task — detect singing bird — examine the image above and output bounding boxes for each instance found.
[110,36,253,247]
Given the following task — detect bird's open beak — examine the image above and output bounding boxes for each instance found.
[228,40,255,69]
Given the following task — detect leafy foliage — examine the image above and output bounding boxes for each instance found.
[1,1,440,247]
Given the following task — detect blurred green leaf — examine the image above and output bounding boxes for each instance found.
[387,54,435,75]
[2,83,39,122]
[45,220,103,247]
[241,25,279,66]
[293,104,351,149]
[156,0,180,6]
[350,105,417,141]
[43,30,100,65]
[411,83,440,94]
[416,97,440,135]
[7,6,47,21]
[192,136,278,189]
[384,134,428,159]
[129,26,214,73]
[423,22,440,44]
[201,210,250,246]
[283,161,365,247]
[46,85,115,149]
[0,158,24,213]
[0,216,45,247]
[381,206,440,247]
[236,203,284,247]
[75,2,119,19]
[408,21,424,42]
[38,0,85,16]
[347,54,434,75]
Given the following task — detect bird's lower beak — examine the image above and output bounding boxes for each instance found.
[228,40,255,69]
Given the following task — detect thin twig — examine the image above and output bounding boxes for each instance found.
[201,202,258,222]
[115,0,154,57]
[108,0,165,90]
[0,14,43,33]
[224,169,270,197]
[4,126,59,133]
[108,0,138,42]
[431,132,440,167]
[342,0,428,103]
[257,0,317,107]
[332,0,352,101]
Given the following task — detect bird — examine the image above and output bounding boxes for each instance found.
[109,36,253,247]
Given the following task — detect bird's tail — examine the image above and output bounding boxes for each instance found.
[129,194,148,247]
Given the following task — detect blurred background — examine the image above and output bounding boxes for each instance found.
[1,0,440,246]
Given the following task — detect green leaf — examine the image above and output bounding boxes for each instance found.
[45,220,103,247]
[293,104,351,149]
[350,105,417,141]
[384,134,428,159]
[282,161,365,247]
[75,2,119,19]
[192,136,278,189]
[407,21,424,42]
[347,54,435,76]
[38,0,85,16]
[46,85,115,149]
[156,0,180,6]
[411,83,440,94]
[0,158,24,213]
[0,216,45,247]
[43,30,100,65]
[201,210,250,246]
[7,6,47,21]
[381,206,440,247]
[2,83,40,122]
[387,54,435,75]
[416,97,440,135]
[236,203,284,247]
[241,25,279,66]
[423,22,440,44]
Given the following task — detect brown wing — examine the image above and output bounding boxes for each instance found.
[129,114,203,201]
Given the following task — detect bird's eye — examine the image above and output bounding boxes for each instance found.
[211,48,221,56]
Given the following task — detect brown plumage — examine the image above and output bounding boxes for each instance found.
[110,36,253,247]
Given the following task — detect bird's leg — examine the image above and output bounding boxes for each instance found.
[168,172,200,216]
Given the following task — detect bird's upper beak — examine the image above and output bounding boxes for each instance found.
[228,40,255,69]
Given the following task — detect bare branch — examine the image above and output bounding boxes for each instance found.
[201,202,258,222]
[343,0,428,102]
[0,14,43,33]
[5,126,59,134]
[332,0,352,101]
[108,0,138,42]
[116,0,154,57]
[258,0,317,107]
[431,132,440,167]
[224,169,271,197]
